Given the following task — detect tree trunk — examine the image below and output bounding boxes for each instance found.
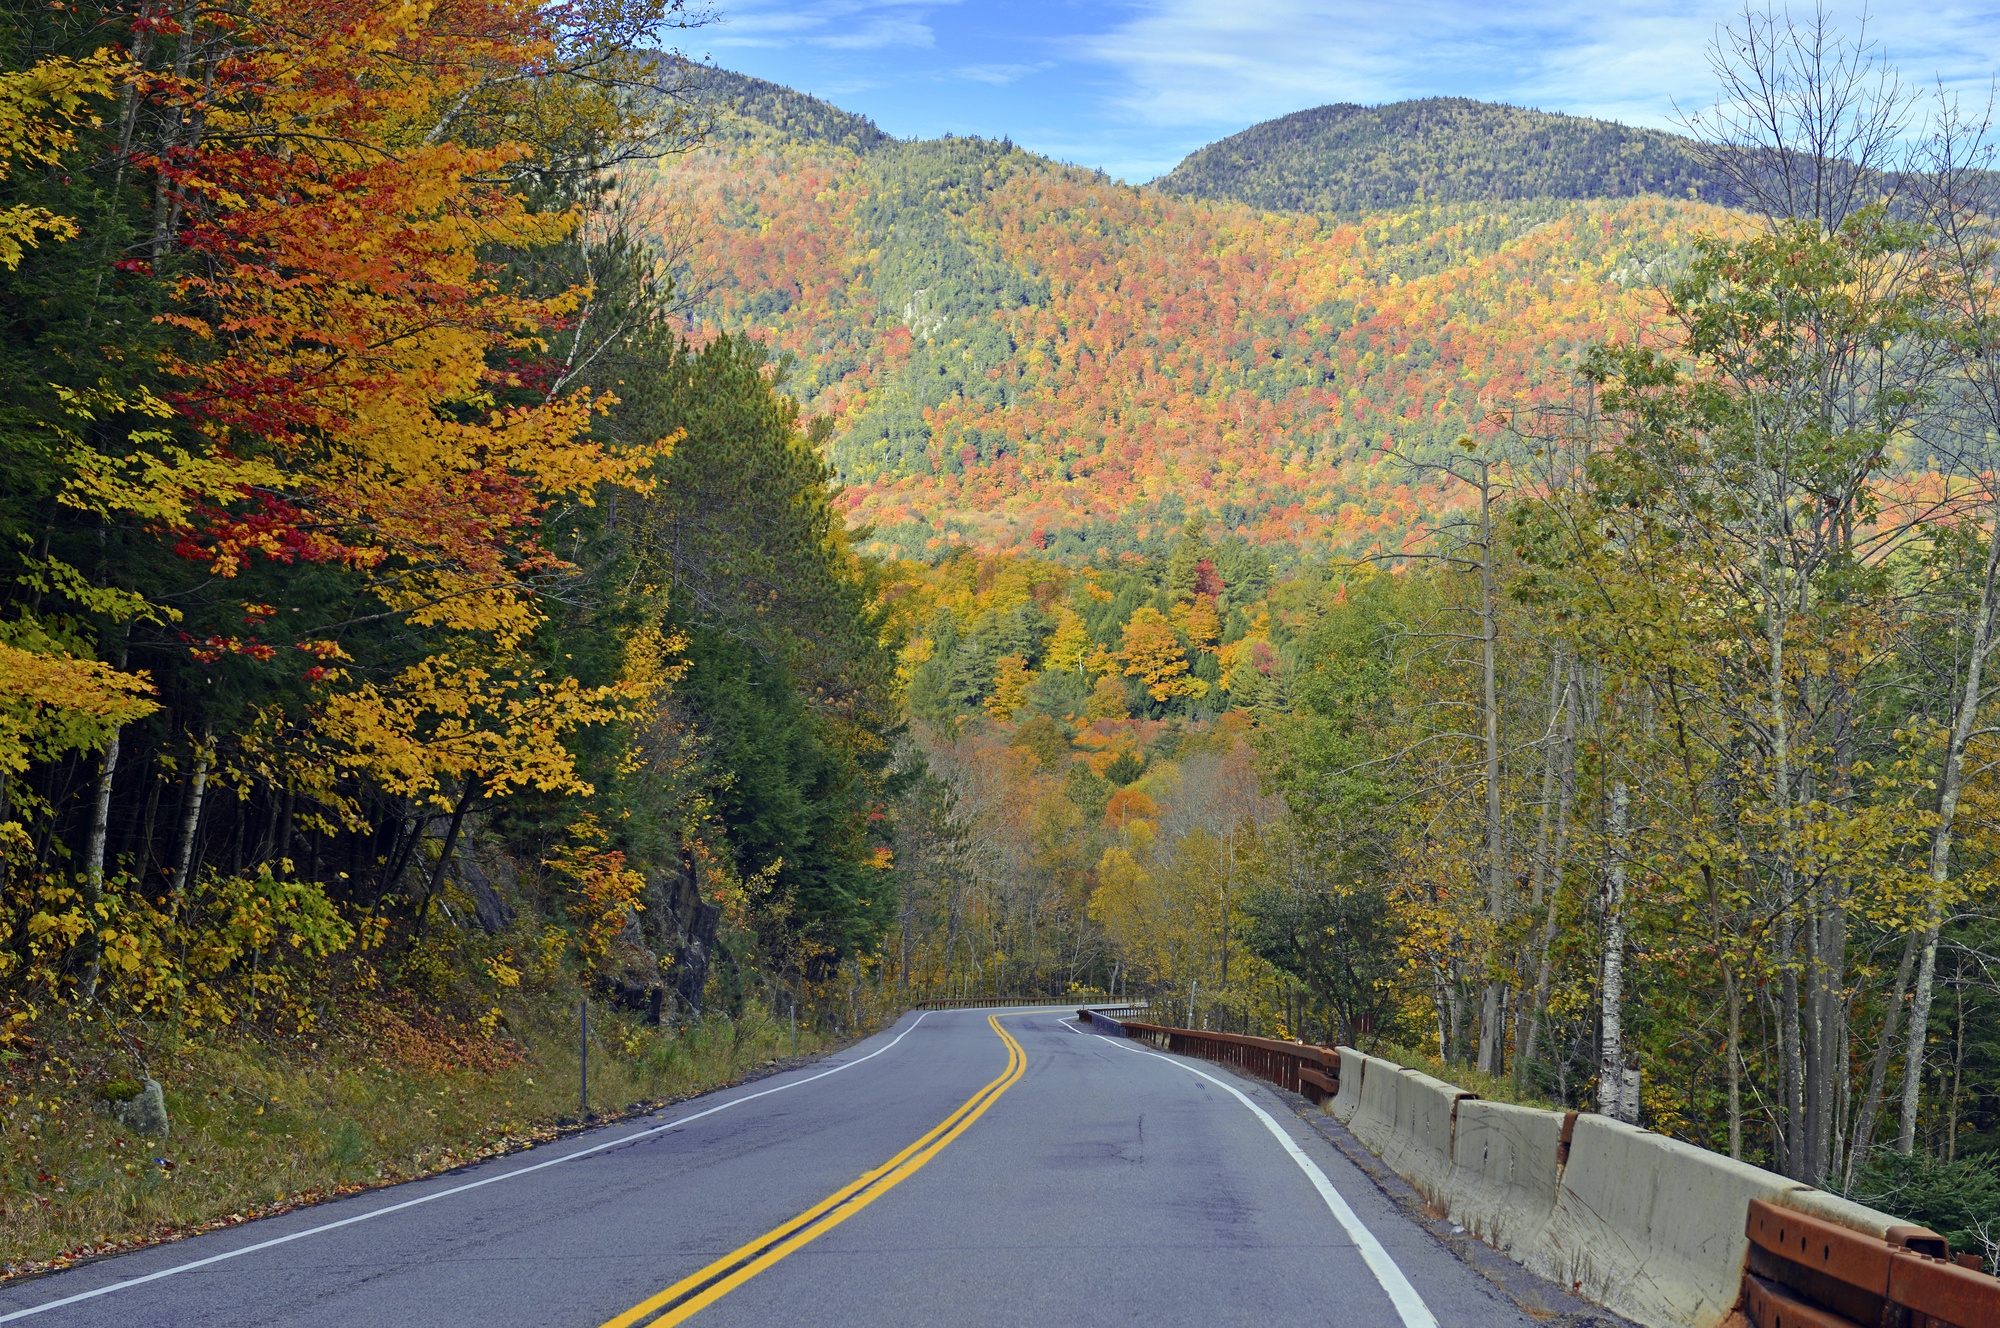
[150,0,202,261]
[1779,902,1804,1176]
[1802,874,1835,1183]
[414,778,480,931]
[76,726,122,1005]
[1704,850,1746,1161]
[1523,652,1564,937]
[1845,930,1918,1188]
[1900,929,1940,1154]
[1900,497,2000,1152]
[1764,578,1810,1178]
[253,778,282,866]
[667,836,721,1015]
[1726,962,1743,1159]
[1433,966,1451,1060]
[1519,659,1578,1090]
[1800,678,1856,1184]
[168,732,212,918]
[1477,463,1508,1076]
[1598,778,1633,1121]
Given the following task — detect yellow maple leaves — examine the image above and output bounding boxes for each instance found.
[0,48,124,269]
[316,656,637,808]
[0,636,157,777]
[985,655,1033,721]
[545,815,649,974]
[1044,607,1090,674]
[1118,606,1207,702]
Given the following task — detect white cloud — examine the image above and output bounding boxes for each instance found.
[955,60,1053,85]
[812,77,888,95]
[1081,0,2000,139]
[819,15,935,48]
[713,0,951,52]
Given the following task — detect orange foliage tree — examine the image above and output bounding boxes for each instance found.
[0,0,695,1020]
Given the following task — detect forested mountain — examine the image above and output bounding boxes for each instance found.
[686,66,890,153]
[636,76,1722,564]
[1154,99,1718,215]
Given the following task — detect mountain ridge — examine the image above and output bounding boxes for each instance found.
[681,68,1728,217]
[686,65,893,154]
[1154,97,1721,215]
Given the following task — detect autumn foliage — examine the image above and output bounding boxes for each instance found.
[0,0,881,1039]
[636,115,1729,562]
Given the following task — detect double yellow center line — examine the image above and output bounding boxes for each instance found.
[599,1014,1028,1328]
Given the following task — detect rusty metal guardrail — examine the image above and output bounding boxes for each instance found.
[1741,1198,1996,1328]
[1088,1013,1340,1104]
[912,995,1107,1009]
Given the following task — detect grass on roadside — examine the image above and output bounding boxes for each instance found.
[0,992,846,1276]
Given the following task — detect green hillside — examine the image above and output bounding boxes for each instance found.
[1154,98,1719,215]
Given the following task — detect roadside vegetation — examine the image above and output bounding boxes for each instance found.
[0,0,901,1275]
[1,996,841,1276]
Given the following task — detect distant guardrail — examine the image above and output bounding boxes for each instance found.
[911,996,1117,1009]
[1076,1009,1340,1104]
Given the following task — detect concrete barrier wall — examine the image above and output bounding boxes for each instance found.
[1332,1047,1369,1124]
[1446,1100,1565,1259]
[1321,1063,1913,1328]
[1084,1009,1127,1036]
[1528,1116,1808,1328]
[1347,1053,1403,1155]
[1377,1069,1464,1205]
[1773,1187,1904,1239]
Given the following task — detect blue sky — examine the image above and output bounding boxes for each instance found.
[685,1,2000,182]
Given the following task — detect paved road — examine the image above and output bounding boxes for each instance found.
[0,1010,1557,1327]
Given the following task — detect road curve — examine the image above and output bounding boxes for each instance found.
[0,1010,1553,1327]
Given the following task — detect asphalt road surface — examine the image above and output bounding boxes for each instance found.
[0,1009,1562,1327]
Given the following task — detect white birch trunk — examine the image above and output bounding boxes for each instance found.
[1477,465,1507,1075]
[1599,779,1633,1121]
[1520,660,1577,1087]
[168,733,212,916]
[1898,498,2000,1153]
[77,727,122,1004]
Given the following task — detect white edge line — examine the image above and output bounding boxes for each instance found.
[1105,1037,1439,1328]
[0,1013,936,1323]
